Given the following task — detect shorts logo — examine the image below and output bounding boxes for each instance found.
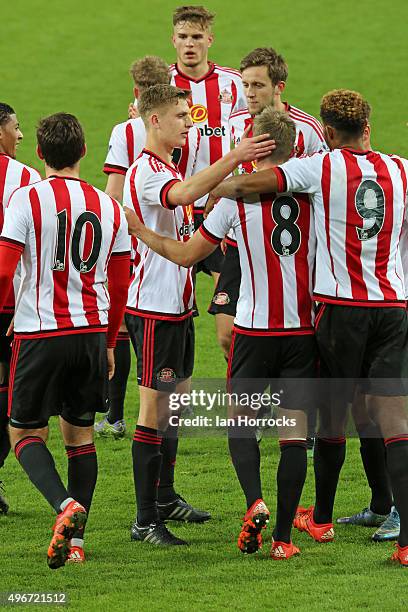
[190,104,208,123]
[219,89,233,104]
[213,292,230,305]
[157,368,177,383]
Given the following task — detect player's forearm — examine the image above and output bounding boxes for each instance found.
[107,254,131,348]
[212,169,278,199]
[105,174,125,202]
[169,148,241,206]
[135,224,195,267]
[0,241,23,312]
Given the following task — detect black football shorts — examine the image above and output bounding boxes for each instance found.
[8,332,109,429]
[208,244,241,317]
[227,331,317,411]
[125,314,195,391]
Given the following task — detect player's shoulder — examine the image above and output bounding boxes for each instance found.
[131,150,179,179]
[288,105,324,133]
[213,64,242,81]
[111,117,145,138]
[1,154,41,182]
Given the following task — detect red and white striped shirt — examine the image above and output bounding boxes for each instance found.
[0,176,130,337]
[201,193,316,334]
[171,62,247,209]
[124,149,194,320]
[226,104,327,246]
[275,148,408,306]
[103,117,201,180]
[0,153,41,313]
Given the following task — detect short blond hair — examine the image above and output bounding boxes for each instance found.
[173,5,215,29]
[129,56,170,89]
[320,89,371,136]
[253,107,296,162]
[139,84,190,124]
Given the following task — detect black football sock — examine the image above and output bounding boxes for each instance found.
[228,422,262,509]
[0,389,10,469]
[66,443,98,539]
[313,437,346,524]
[158,422,179,504]
[107,334,131,424]
[385,437,408,547]
[15,436,69,513]
[273,440,307,543]
[360,436,392,515]
[132,426,163,525]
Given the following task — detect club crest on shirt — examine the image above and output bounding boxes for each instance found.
[157,368,177,383]
[219,89,233,104]
[213,292,230,305]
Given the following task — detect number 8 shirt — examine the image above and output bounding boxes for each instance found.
[201,192,316,334]
[0,176,130,336]
[272,148,408,306]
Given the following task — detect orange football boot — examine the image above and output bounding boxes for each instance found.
[47,500,87,569]
[270,540,300,560]
[237,498,270,554]
[67,546,85,564]
[293,505,334,542]
[390,543,408,567]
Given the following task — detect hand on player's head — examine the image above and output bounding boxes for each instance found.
[235,132,276,162]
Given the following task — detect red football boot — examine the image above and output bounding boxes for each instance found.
[47,501,87,569]
[237,498,270,554]
[293,506,334,542]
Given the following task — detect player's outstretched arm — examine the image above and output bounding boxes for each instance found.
[106,252,131,351]
[105,173,125,202]
[212,168,279,200]
[124,207,215,267]
[167,132,275,207]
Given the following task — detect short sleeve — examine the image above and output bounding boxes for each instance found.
[103,123,130,175]
[142,167,181,210]
[278,153,324,194]
[112,206,131,255]
[201,198,239,243]
[1,187,30,247]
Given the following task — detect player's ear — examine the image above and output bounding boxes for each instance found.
[133,86,139,100]
[207,33,214,47]
[151,113,160,129]
[36,145,44,160]
[171,34,177,49]
[81,144,87,159]
[276,81,286,95]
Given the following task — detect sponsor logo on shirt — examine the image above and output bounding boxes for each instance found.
[190,104,208,123]
[190,104,226,137]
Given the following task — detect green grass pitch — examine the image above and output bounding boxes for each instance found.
[1,0,408,609]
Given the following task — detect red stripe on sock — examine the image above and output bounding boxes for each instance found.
[384,435,408,446]
[15,436,44,460]
[117,332,130,341]
[66,444,96,458]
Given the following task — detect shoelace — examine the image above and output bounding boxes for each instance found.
[0,481,5,494]
[153,522,182,543]
[380,509,400,530]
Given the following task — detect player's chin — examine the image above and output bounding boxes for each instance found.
[177,133,188,147]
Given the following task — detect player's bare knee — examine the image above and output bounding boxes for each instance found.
[9,425,48,448]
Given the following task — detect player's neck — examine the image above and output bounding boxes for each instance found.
[257,157,286,171]
[44,163,81,179]
[144,135,173,165]
[176,58,211,80]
